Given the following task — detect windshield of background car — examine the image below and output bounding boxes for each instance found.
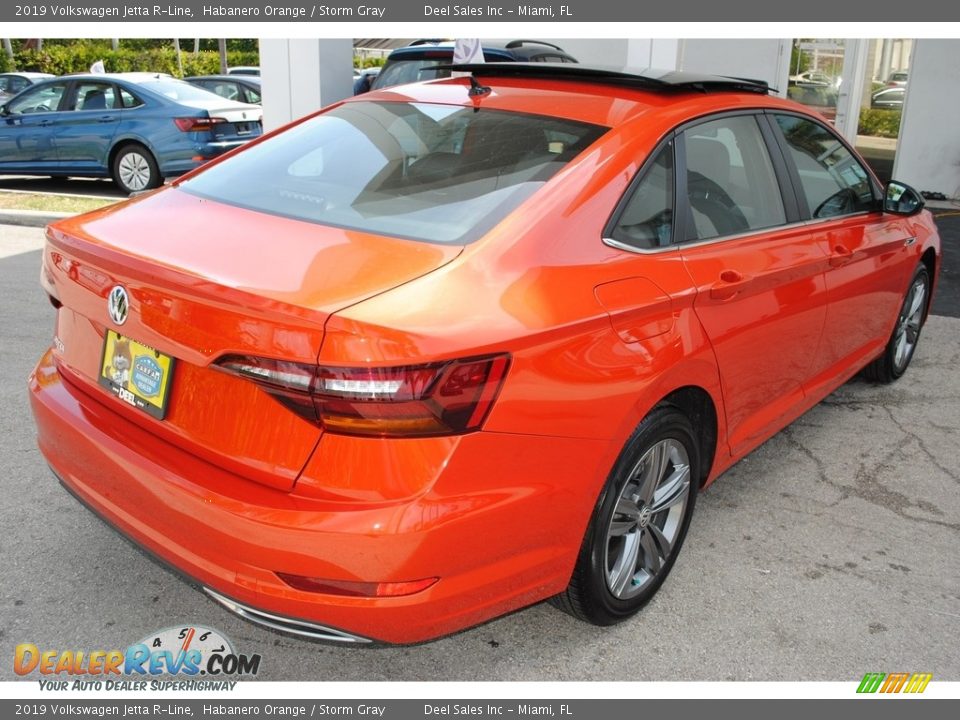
[180,101,608,244]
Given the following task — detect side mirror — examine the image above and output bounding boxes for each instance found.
[0,103,9,117]
[884,181,924,216]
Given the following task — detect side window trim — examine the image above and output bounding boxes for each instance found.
[674,131,695,247]
[756,113,803,223]
[762,111,814,218]
[602,134,677,249]
[765,110,883,220]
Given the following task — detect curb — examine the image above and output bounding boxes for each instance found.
[0,209,73,229]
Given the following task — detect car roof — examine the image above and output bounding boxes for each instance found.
[51,72,177,83]
[1,71,54,79]
[186,74,261,85]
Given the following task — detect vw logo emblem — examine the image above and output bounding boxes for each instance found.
[107,285,129,326]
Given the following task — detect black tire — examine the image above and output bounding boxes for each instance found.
[553,405,699,625]
[863,264,930,384]
[111,143,161,195]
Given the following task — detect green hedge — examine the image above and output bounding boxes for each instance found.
[3,41,259,77]
[858,108,901,139]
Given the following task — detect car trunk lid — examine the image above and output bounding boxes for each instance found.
[42,187,462,491]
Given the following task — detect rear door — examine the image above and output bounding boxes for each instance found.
[51,81,121,171]
[768,112,917,390]
[676,112,829,456]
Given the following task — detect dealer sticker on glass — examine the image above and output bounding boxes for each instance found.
[98,330,175,420]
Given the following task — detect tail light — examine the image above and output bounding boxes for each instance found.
[214,354,509,438]
[174,117,226,132]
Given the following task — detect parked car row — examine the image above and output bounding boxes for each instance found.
[0,72,263,193]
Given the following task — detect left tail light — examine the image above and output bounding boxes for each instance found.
[174,117,226,132]
[214,354,510,438]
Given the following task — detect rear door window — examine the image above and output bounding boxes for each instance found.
[682,115,786,241]
[73,83,117,111]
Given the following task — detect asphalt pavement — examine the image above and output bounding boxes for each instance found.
[1,220,958,682]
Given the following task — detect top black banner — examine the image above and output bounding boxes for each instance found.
[5,0,958,23]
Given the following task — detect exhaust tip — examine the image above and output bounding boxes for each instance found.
[202,587,373,644]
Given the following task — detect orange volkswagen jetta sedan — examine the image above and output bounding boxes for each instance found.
[29,65,940,644]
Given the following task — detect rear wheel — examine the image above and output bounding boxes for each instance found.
[863,264,930,383]
[112,143,161,194]
[553,406,699,625]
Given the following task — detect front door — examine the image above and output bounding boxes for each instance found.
[0,81,68,169]
[769,113,918,387]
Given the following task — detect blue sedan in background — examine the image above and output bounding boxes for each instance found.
[0,73,263,193]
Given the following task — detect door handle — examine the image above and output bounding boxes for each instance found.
[828,244,854,268]
[98,116,117,123]
[709,269,751,301]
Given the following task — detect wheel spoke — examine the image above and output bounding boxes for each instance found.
[907,284,925,319]
[638,442,668,505]
[650,464,690,514]
[647,522,673,561]
[640,528,662,575]
[608,533,641,597]
[894,329,908,367]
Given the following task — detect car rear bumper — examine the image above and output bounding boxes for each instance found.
[29,348,611,644]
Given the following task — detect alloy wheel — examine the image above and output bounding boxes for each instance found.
[604,438,691,599]
[893,274,928,373]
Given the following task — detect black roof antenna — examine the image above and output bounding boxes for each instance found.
[468,74,492,98]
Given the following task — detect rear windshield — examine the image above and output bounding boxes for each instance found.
[139,79,226,101]
[179,101,607,244]
[374,60,452,88]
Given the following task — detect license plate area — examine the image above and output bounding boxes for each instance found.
[98,330,175,420]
